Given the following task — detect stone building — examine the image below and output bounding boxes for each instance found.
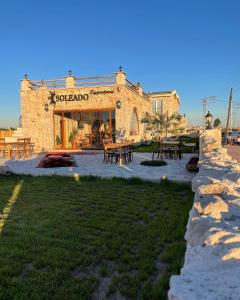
[149,90,180,115]
[20,68,185,152]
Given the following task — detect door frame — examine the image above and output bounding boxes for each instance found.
[53,108,115,150]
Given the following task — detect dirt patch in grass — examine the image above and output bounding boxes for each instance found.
[0,175,193,299]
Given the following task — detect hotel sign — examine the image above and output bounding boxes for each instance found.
[48,89,114,104]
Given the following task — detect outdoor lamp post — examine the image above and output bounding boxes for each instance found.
[205,110,213,129]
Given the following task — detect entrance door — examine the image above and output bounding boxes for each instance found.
[54,110,115,150]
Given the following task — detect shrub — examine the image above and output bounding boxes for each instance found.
[140,160,167,167]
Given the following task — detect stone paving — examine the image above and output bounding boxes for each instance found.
[1,152,196,182]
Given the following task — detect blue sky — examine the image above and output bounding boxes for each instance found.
[0,0,240,128]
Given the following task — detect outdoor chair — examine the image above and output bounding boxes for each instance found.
[151,140,161,160]
[127,144,134,162]
[0,139,7,159]
[103,138,116,163]
[17,138,31,158]
[115,145,129,164]
[9,142,21,160]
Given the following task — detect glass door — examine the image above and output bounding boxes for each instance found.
[100,111,111,144]
[54,112,63,148]
[54,110,116,150]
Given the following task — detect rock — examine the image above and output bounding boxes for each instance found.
[194,194,229,219]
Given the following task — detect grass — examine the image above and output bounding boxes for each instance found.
[134,136,199,154]
[0,175,193,299]
[140,160,167,166]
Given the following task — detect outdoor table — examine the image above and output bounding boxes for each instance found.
[162,141,180,145]
[183,142,196,153]
[160,141,181,160]
[103,142,130,165]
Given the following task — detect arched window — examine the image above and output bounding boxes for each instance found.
[130,108,139,135]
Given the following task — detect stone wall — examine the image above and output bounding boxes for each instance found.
[199,128,222,155]
[168,129,240,299]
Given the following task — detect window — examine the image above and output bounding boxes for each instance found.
[152,99,163,114]
[130,108,139,135]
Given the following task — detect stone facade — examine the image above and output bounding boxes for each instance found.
[149,90,187,130]
[20,70,184,152]
[148,90,180,115]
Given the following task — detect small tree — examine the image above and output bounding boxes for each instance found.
[141,112,185,159]
[213,118,221,128]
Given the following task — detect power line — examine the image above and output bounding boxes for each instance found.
[202,96,215,129]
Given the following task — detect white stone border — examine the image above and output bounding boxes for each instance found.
[168,130,240,299]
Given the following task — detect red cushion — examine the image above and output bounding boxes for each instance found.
[38,155,76,168]
[46,152,71,157]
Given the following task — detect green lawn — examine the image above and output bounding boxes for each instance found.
[0,175,193,300]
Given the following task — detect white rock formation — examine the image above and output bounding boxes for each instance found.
[168,130,240,300]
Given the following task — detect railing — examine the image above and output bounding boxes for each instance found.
[75,75,116,87]
[28,75,116,90]
[126,80,149,100]
[30,79,66,90]
[126,79,138,92]
[24,74,150,100]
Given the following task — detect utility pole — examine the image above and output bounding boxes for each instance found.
[226,88,233,132]
[232,104,240,129]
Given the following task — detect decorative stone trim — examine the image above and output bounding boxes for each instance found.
[168,129,240,299]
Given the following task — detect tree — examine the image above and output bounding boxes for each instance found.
[141,112,185,142]
[141,112,185,160]
[213,118,221,128]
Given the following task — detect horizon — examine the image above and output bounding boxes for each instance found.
[1,0,240,128]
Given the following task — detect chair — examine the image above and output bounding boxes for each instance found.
[115,145,129,164]
[0,139,7,159]
[103,139,116,163]
[127,143,134,163]
[17,138,31,158]
[10,142,21,160]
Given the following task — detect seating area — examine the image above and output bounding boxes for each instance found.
[0,138,34,160]
[103,138,134,165]
[152,138,197,160]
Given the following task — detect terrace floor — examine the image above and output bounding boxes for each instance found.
[4,152,196,182]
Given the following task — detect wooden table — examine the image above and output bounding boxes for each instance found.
[104,143,130,165]
[160,141,181,160]
[182,142,196,153]
[162,141,180,145]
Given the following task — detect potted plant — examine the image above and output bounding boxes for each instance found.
[55,135,62,148]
